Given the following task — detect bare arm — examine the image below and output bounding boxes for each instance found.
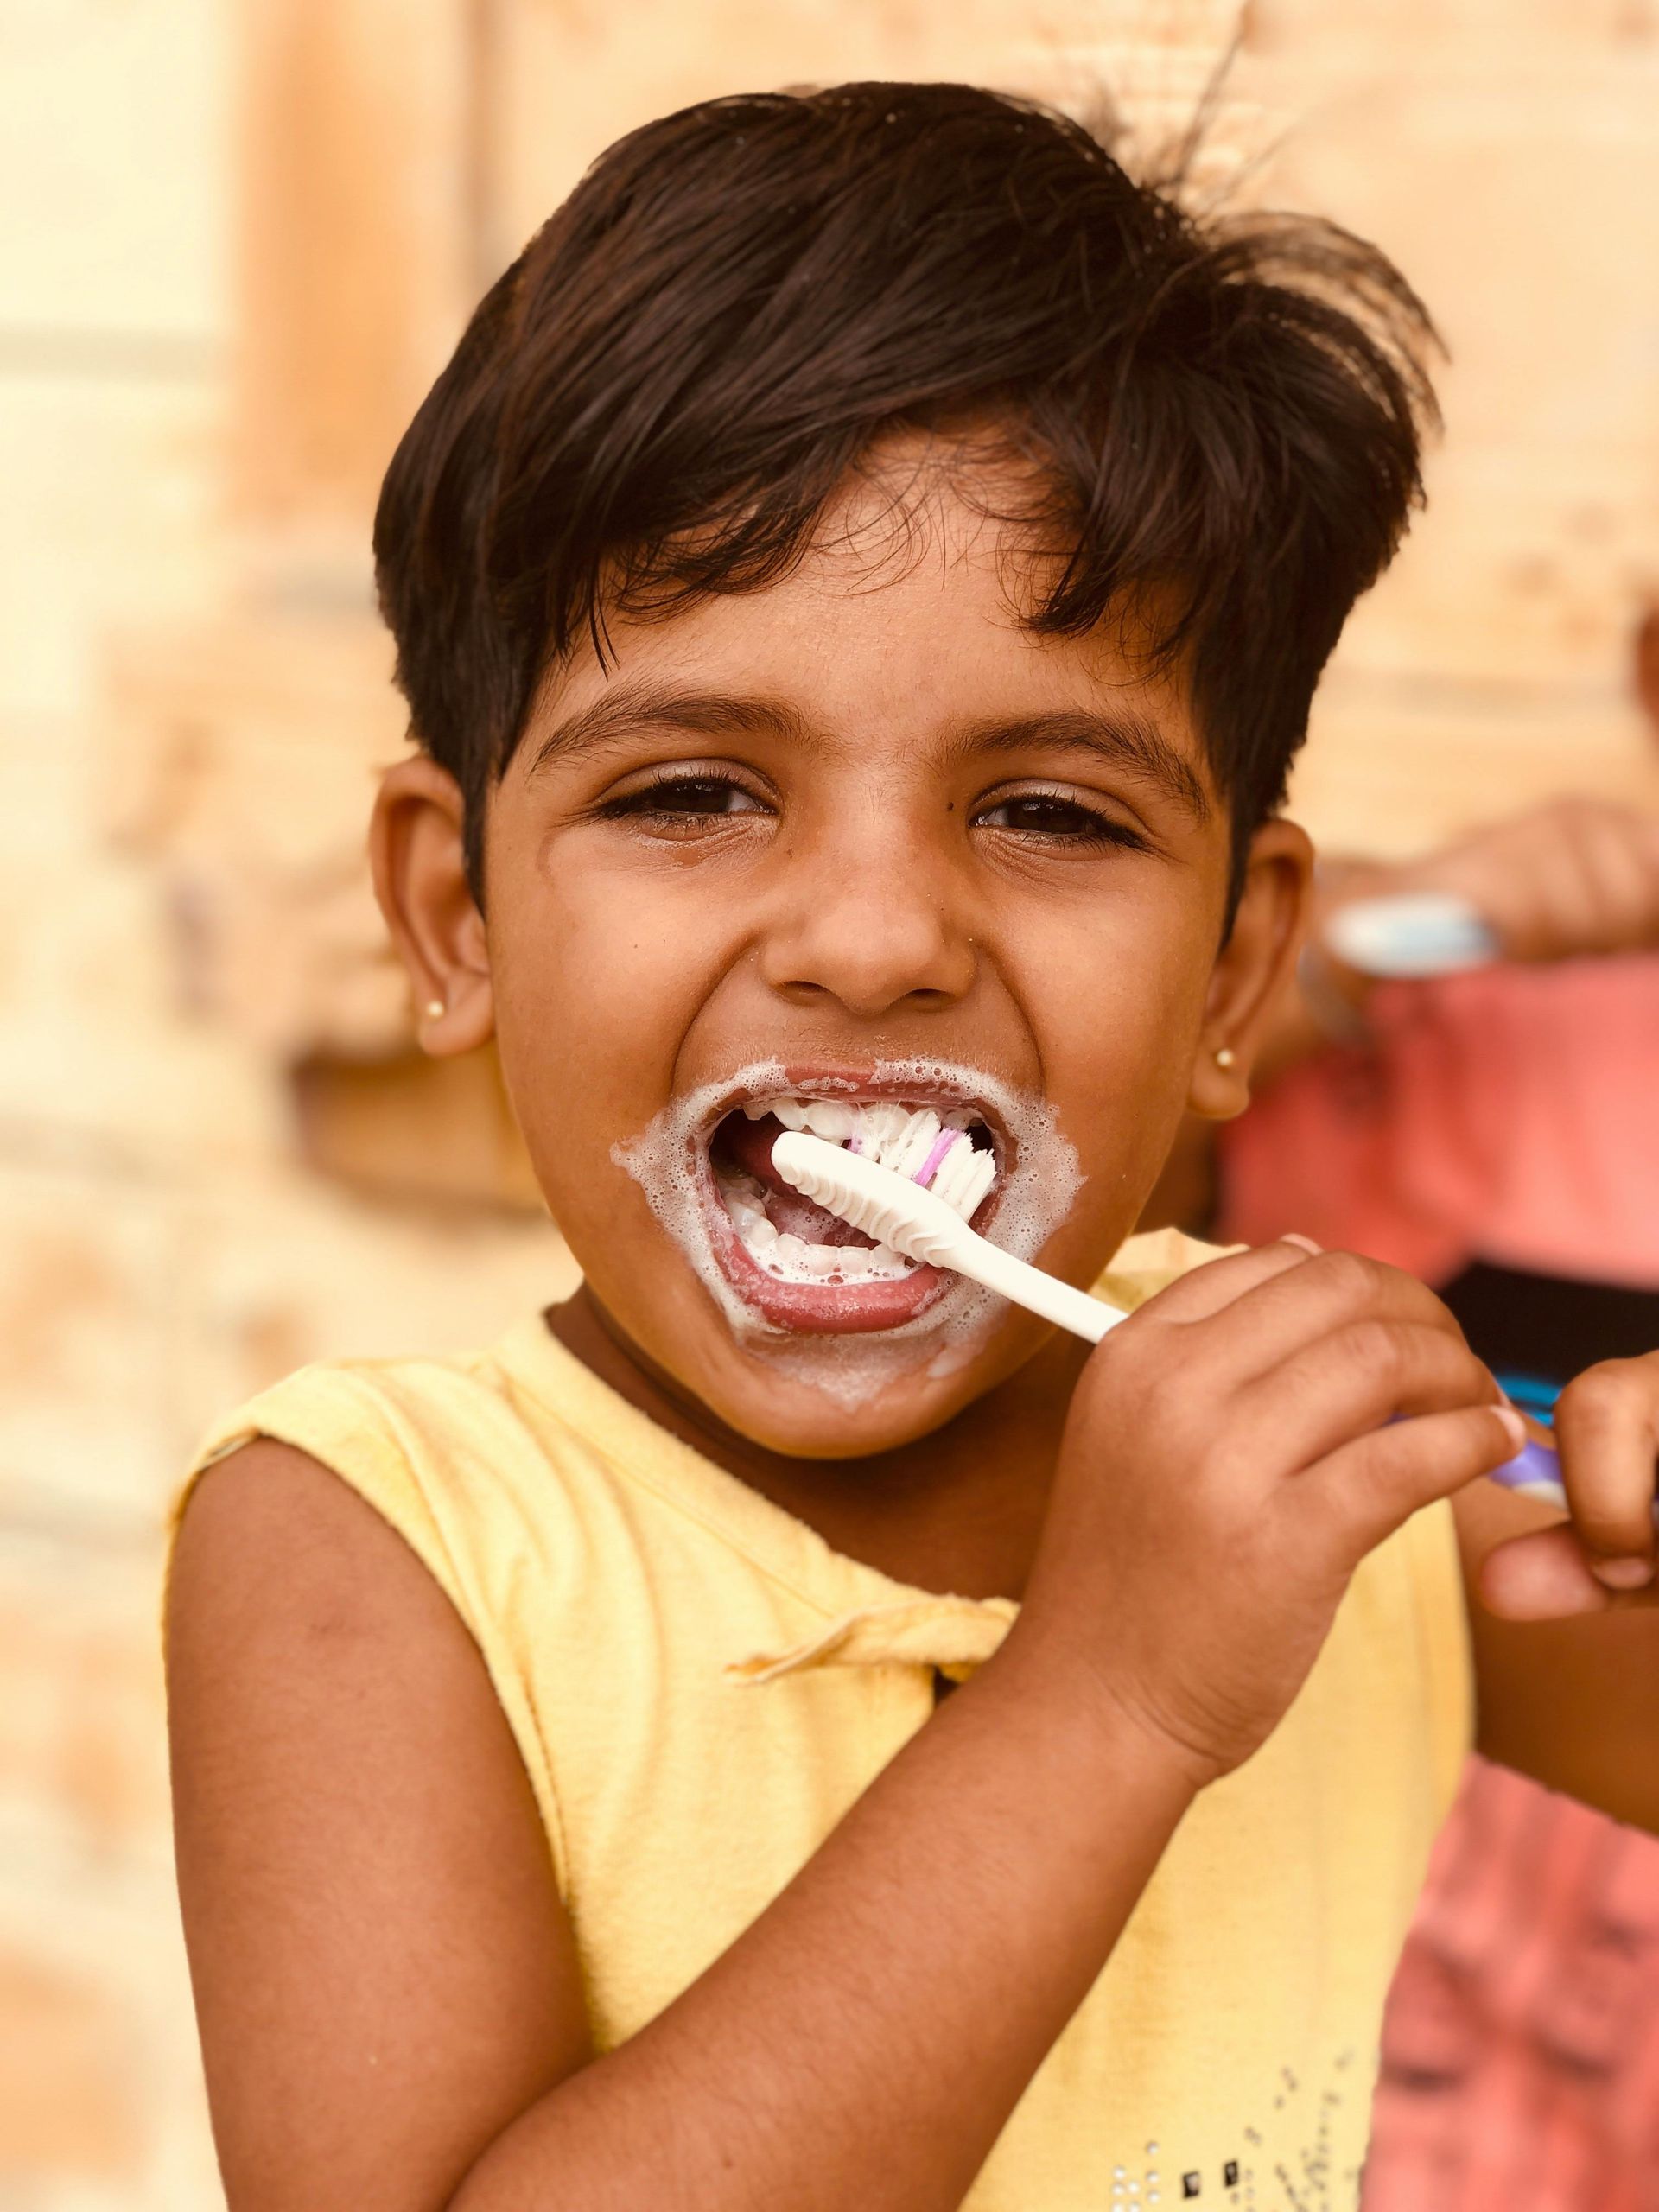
[168,1441,1195,2212]
[167,1444,594,2210]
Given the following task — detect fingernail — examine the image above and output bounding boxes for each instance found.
[1282,1234,1323,1255]
[1591,1556,1656,1591]
[1494,1406,1527,1452]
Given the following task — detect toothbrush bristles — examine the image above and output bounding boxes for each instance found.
[848,1111,993,1223]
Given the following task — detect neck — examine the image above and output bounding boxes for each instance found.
[545,1283,1087,1601]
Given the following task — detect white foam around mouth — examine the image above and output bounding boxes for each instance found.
[613,1058,1084,1382]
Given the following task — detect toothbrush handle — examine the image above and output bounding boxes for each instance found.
[939,1230,1126,1344]
[1488,1435,1568,1513]
[1487,1433,1659,1527]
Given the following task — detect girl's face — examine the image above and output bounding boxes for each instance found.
[375,454,1309,1456]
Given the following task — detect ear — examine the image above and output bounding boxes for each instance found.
[369,756,494,1055]
[1187,816,1313,1121]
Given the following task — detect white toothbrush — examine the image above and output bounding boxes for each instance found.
[772,1128,1588,1516]
[772,1129,1125,1343]
[1322,892,1499,978]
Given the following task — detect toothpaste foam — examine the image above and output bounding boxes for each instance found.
[613,1056,1084,1406]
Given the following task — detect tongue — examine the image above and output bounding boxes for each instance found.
[719,1114,879,1249]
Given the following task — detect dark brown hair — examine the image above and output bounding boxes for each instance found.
[374,80,1438,898]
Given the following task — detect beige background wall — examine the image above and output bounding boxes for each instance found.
[2,3,1656,2204]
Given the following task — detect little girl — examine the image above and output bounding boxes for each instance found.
[165,82,1659,2212]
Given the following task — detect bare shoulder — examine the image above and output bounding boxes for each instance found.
[169,1432,464,1674]
[168,1438,592,2211]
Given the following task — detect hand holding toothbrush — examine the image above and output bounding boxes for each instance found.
[777,1134,1659,1782]
[1007,1240,1539,1787]
[1306,798,1659,999]
[1397,798,1659,967]
[775,1130,1621,1529]
[1473,1352,1659,1619]
[1019,1248,1658,1788]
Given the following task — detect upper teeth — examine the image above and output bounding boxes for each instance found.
[720,1095,998,1286]
[741,1095,995,1222]
[747,1096,946,1141]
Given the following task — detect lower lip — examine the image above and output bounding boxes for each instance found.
[702,1184,957,1334]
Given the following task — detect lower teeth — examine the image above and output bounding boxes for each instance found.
[715,1175,914,1283]
[742,1217,913,1283]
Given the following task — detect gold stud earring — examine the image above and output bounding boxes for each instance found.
[424,998,446,1020]
[1214,1045,1236,1070]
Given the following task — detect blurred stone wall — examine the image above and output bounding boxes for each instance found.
[1,3,1656,2206]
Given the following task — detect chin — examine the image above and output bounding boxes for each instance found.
[640,1281,1048,1459]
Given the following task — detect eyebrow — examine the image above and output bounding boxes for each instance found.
[524,683,1210,823]
[950,709,1211,823]
[524,683,817,778]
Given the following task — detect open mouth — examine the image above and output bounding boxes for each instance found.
[612,1054,1084,1361]
[700,1084,1001,1333]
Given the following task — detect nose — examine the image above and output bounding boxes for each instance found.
[758,809,978,1019]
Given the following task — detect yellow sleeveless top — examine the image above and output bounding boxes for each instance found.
[171,1230,1472,2211]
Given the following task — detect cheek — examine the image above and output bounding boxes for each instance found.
[1011,896,1214,1184]
[487,864,734,1186]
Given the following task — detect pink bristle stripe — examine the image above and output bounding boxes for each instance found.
[915,1127,966,1188]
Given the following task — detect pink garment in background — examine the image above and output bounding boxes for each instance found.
[1364,1759,1659,2212]
[1218,955,1659,1289]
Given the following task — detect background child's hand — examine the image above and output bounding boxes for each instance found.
[1475,1353,1659,1619]
[1009,1244,1525,1787]
[1373,796,1659,965]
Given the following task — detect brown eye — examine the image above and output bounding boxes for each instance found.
[975,793,1144,849]
[605,775,769,821]
[984,796,1094,836]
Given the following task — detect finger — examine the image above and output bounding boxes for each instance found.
[1561,809,1657,956]
[1507,830,1608,962]
[1150,1248,1470,1398]
[1305,1402,1527,1562]
[1626,813,1659,948]
[1124,1237,1319,1327]
[1419,842,1523,944]
[1476,1522,1659,1620]
[1550,1358,1659,1585]
[1418,811,1583,957]
[1230,1319,1503,1478]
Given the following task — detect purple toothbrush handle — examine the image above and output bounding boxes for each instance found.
[1488,1432,1659,1528]
[1487,1434,1568,1512]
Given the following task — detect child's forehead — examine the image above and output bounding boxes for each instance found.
[531,454,1206,776]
